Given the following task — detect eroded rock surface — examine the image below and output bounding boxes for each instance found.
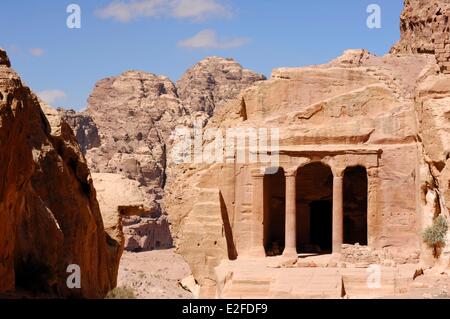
[62,57,265,252]
[163,47,450,297]
[53,1,450,298]
[92,173,172,251]
[59,109,100,154]
[0,49,123,298]
[177,56,266,115]
[391,0,450,73]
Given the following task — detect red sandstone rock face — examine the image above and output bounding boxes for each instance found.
[391,0,450,73]
[0,49,122,298]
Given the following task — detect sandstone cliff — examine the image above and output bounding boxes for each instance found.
[163,45,450,296]
[0,49,123,298]
[161,2,450,296]
[177,56,266,115]
[61,109,101,154]
[391,0,450,73]
[61,57,265,252]
[391,0,450,268]
[18,0,450,299]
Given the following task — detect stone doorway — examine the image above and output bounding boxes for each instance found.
[310,200,333,253]
[263,167,285,256]
[296,163,334,254]
[343,166,368,245]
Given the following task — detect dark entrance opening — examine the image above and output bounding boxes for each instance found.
[264,167,285,256]
[343,166,368,245]
[296,162,333,254]
[309,200,332,253]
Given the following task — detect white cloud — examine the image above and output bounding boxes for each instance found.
[96,0,231,22]
[171,0,231,20]
[30,48,45,57]
[37,90,67,105]
[178,29,248,50]
[96,0,165,22]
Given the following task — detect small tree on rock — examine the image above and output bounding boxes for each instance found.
[422,215,448,258]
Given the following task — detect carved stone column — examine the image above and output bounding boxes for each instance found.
[283,168,298,258]
[367,167,378,247]
[332,173,344,254]
[250,170,266,257]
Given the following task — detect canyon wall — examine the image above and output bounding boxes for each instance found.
[391,0,450,267]
[0,49,123,298]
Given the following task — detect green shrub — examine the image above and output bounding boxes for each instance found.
[105,286,136,299]
[423,215,448,257]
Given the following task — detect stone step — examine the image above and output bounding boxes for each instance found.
[197,188,221,202]
[192,202,221,213]
[222,278,272,299]
[232,278,272,286]
[215,259,414,299]
[341,269,400,298]
[184,219,221,227]
[191,214,221,223]
[182,222,223,236]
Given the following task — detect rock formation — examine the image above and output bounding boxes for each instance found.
[164,49,441,296]
[164,16,450,295]
[60,109,101,154]
[177,56,266,115]
[84,71,182,215]
[48,0,450,298]
[61,57,265,252]
[92,173,171,251]
[0,49,123,298]
[391,0,450,73]
[392,0,450,267]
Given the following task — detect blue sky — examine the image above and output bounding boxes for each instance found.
[0,0,404,110]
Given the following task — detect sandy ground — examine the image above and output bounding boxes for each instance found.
[117,249,194,299]
[403,271,450,299]
[115,249,450,299]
